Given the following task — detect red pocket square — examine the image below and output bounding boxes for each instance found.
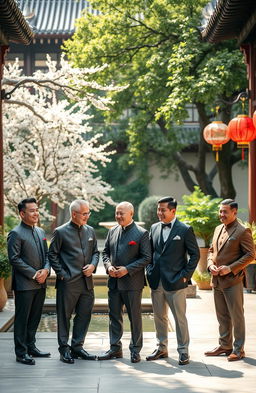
[128,241,137,245]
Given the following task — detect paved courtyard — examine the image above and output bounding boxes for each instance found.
[0,289,256,393]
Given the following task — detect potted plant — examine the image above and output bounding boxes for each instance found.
[191,270,212,290]
[0,231,11,311]
[177,186,221,289]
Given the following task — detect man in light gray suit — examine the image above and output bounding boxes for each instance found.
[146,196,199,365]
[8,197,51,365]
[49,199,99,364]
[98,201,151,363]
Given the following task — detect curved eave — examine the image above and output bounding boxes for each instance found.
[0,0,34,45]
[201,0,256,43]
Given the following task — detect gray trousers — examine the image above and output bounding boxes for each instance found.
[56,277,94,353]
[213,281,245,353]
[151,282,189,355]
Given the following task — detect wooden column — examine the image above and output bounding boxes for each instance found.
[0,45,9,230]
[245,43,256,223]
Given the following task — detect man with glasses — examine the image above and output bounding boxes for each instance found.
[7,197,51,365]
[49,199,99,363]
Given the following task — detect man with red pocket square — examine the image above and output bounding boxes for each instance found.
[98,201,151,363]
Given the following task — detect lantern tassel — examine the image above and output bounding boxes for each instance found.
[216,151,219,162]
[242,148,245,161]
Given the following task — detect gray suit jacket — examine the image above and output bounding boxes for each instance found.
[147,219,200,291]
[102,222,151,290]
[49,220,99,289]
[7,221,50,291]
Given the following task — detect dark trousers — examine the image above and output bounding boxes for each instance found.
[14,288,46,357]
[56,278,94,353]
[108,288,143,353]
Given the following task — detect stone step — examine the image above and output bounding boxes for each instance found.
[43,298,153,313]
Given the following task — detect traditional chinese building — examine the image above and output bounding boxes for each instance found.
[0,0,33,227]
[7,0,99,74]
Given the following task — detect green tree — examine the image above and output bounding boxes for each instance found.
[64,0,247,198]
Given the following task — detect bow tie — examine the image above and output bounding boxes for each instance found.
[162,223,172,229]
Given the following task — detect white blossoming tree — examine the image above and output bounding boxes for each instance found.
[3,56,122,218]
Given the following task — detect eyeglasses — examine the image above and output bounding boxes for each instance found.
[75,211,91,217]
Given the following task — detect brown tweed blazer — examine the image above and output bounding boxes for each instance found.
[208,220,255,289]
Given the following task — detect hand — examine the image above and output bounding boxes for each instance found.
[209,265,220,276]
[35,269,48,284]
[218,265,231,276]
[115,266,128,278]
[183,277,187,283]
[107,266,117,277]
[82,264,95,277]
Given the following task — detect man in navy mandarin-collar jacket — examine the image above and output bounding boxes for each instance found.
[146,196,199,366]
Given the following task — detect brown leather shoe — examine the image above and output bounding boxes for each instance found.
[204,346,232,356]
[227,351,245,361]
[146,349,168,361]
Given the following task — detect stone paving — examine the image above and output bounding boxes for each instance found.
[0,289,256,393]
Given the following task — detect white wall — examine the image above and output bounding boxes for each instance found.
[148,152,249,222]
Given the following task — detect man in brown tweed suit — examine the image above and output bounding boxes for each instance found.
[205,199,255,361]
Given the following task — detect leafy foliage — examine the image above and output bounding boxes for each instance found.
[138,195,161,230]
[177,186,221,247]
[0,231,11,279]
[64,0,247,198]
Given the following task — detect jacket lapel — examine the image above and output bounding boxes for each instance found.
[217,222,238,252]
[162,220,179,251]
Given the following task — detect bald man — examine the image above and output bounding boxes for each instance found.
[98,202,151,363]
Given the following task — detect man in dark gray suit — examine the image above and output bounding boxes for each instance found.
[146,196,199,365]
[98,201,151,363]
[8,197,51,365]
[49,199,99,364]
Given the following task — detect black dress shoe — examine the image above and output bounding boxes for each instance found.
[179,353,190,365]
[146,349,168,361]
[60,350,74,364]
[131,352,141,363]
[16,354,35,365]
[98,349,123,360]
[28,347,51,358]
[71,349,97,360]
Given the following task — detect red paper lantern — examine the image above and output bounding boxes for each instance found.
[227,114,256,159]
[252,110,256,129]
[203,121,230,161]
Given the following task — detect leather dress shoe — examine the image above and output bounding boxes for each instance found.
[16,354,35,365]
[60,350,74,364]
[28,347,51,358]
[98,349,123,360]
[204,346,232,356]
[146,349,168,361]
[71,348,97,360]
[227,351,245,361]
[179,353,190,365]
[131,352,141,363]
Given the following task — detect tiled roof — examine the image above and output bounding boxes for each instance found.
[0,0,33,45]
[201,0,256,43]
[18,0,99,37]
